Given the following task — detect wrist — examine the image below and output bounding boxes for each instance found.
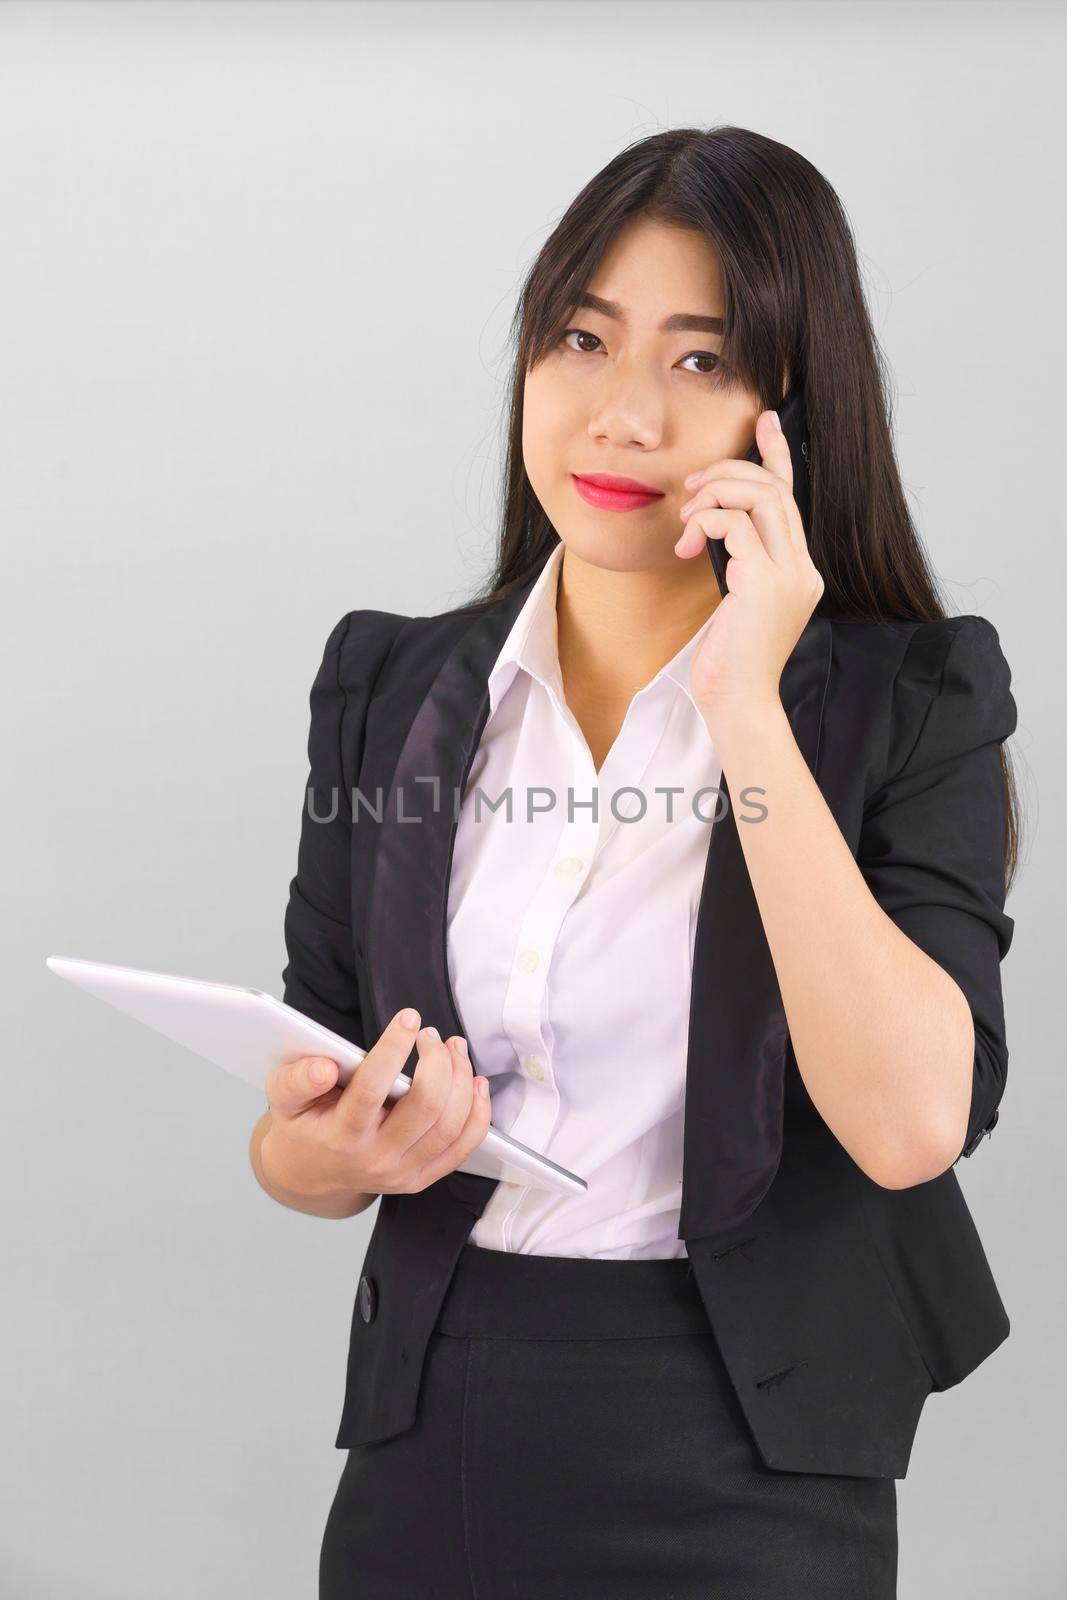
[698,692,788,752]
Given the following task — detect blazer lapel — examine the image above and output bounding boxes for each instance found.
[361,567,832,1237]
[360,575,539,1151]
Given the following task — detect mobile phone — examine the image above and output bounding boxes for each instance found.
[705,382,812,601]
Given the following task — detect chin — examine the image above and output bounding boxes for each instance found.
[560,531,677,573]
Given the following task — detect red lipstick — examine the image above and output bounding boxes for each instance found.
[571,472,666,512]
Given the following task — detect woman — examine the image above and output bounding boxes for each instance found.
[250,126,1021,1598]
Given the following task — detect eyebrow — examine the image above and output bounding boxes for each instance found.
[573,290,724,336]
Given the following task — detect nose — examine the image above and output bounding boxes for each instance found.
[586,384,665,451]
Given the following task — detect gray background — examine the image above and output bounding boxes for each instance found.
[3,1,1061,1594]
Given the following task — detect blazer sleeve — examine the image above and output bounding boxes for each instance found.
[858,614,1018,1162]
[281,610,405,1049]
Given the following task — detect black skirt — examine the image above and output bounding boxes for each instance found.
[320,1241,897,1599]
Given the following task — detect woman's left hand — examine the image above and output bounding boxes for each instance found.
[675,408,824,728]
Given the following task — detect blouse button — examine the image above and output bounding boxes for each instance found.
[523,1056,546,1081]
[517,947,540,973]
[555,856,585,877]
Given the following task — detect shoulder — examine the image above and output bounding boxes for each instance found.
[318,607,410,673]
[307,608,411,709]
[315,597,486,700]
[828,610,1006,671]
[830,613,1016,786]
[893,615,1015,767]
[832,610,1011,683]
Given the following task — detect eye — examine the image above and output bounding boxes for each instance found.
[560,327,604,355]
[679,350,724,378]
[558,328,724,379]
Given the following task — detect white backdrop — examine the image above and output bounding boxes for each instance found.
[3,2,1059,1595]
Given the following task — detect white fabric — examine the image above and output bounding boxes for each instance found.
[446,542,724,1258]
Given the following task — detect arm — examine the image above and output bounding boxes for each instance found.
[251,606,405,1210]
[708,616,1016,1190]
[279,610,383,1046]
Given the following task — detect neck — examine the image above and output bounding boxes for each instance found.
[554,546,721,701]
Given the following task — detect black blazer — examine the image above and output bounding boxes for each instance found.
[281,557,1017,1479]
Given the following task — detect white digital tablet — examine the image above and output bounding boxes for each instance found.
[44,955,587,1197]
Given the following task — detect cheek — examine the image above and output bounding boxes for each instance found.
[680,397,761,469]
[522,380,576,486]
[521,414,552,493]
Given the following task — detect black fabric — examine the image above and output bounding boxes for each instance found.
[281,591,1016,1478]
[857,615,1016,1153]
[319,1244,897,1599]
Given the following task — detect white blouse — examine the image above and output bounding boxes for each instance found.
[445,541,724,1259]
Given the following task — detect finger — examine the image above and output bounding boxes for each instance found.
[674,507,760,562]
[684,458,773,490]
[333,1007,424,1133]
[377,1027,458,1153]
[408,1065,493,1192]
[264,1053,343,1120]
[678,477,797,563]
[752,409,794,491]
[401,1039,481,1167]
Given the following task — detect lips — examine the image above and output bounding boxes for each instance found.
[575,473,664,495]
[571,473,666,513]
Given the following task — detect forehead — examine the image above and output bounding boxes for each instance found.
[582,220,724,321]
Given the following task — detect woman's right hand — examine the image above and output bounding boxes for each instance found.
[259,1009,492,1206]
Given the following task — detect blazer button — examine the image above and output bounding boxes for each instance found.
[358,1275,378,1324]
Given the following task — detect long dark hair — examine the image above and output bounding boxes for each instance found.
[455,125,1020,888]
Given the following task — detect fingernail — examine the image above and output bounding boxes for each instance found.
[679,499,693,516]
[310,1059,331,1084]
[422,1025,440,1040]
[454,1036,469,1057]
[476,1078,489,1099]
[684,470,702,486]
[770,410,782,431]
[399,1008,420,1029]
